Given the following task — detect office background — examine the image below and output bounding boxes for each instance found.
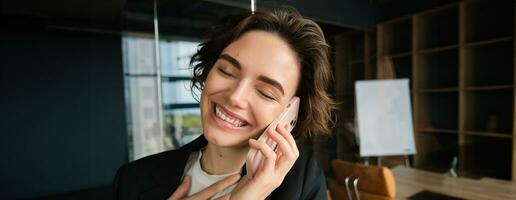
[2,0,513,199]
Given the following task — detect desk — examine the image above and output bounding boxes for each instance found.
[392,166,516,200]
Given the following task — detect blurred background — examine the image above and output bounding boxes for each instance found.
[1,0,515,199]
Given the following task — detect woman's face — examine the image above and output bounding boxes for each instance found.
[200,30,301,147]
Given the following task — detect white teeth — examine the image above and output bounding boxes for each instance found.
[215,105,246,127]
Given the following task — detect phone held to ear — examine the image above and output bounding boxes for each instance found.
[246,97,300,177]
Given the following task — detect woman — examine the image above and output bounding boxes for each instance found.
[113,7,335,200]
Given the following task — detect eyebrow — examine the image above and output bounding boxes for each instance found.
[218,53,285,96]
[219,54,241,69]
[258,75,285,95]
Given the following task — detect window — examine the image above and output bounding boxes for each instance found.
[123,34,201,160]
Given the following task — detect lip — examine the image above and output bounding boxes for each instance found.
[211,102,251,131]
[214,102,250,124]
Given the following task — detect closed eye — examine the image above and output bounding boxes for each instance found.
[217,67,233,77]
[258,90,276,101]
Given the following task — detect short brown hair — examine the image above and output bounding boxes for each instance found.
[190,7,335,136]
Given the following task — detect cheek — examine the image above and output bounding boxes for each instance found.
[251,103,283,130]
[204,71,233,94]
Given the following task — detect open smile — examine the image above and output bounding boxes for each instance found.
[211,102,251,130]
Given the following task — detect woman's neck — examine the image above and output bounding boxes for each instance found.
[201,143,249,175]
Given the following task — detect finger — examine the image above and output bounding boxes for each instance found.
[191,174,240,200]
[267,124,293,160]
[276,123,299,157]
[275,123,298,155]
[249,139,277,174]
[232,175,249,192]
[274,124,300,174]
[214,193,231,200]
[168,176,192,200]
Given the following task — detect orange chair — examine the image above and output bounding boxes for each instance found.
[328,160,396,200]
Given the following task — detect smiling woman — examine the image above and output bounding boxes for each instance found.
[113,7,335,200]
[200,30,302,148]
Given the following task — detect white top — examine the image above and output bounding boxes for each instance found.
[184,150,240,199]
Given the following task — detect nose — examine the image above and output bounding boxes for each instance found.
[228,81,250,109]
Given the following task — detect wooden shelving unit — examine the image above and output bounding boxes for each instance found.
[333,31,376,162]
[376,0,516,181]
[460,0,515,181]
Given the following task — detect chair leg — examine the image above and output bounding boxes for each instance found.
[352,177,360,200]
[344,176,353,200]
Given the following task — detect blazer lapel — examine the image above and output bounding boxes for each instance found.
[138,135,209,200]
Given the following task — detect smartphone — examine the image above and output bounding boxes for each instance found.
[246,97,300,177]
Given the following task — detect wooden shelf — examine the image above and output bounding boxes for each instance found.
[416,48,458,89]
[463,90,514,135]
[386,51,411,58]
[464,36,514,48]
[416,92,458,130]
[417,45,458,54]
[464,41,514,87]
[414,132,458,173]
[416,4,458,49]
[417,128,458,134]
[415,88,459,93]
[462,131,513,139]
[461,135,513,180]
[379,19,412,55]
[463,85,514,91]
[463,0,514,43]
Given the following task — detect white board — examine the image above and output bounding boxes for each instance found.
[355,79,416,157]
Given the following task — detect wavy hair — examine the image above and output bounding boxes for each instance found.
[190,7,336,136]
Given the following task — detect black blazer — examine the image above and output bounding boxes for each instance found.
[113,135,327,200]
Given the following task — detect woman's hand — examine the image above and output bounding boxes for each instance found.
[168,174,241,200]
[231,123,300,200]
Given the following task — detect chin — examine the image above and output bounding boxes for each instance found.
[203,129,250,148]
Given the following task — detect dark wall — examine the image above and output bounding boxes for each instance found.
[0,29,128,199]
[374,0,458,23]
[214,0,460,30]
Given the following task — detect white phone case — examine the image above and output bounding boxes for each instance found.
[246,97,300,177]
